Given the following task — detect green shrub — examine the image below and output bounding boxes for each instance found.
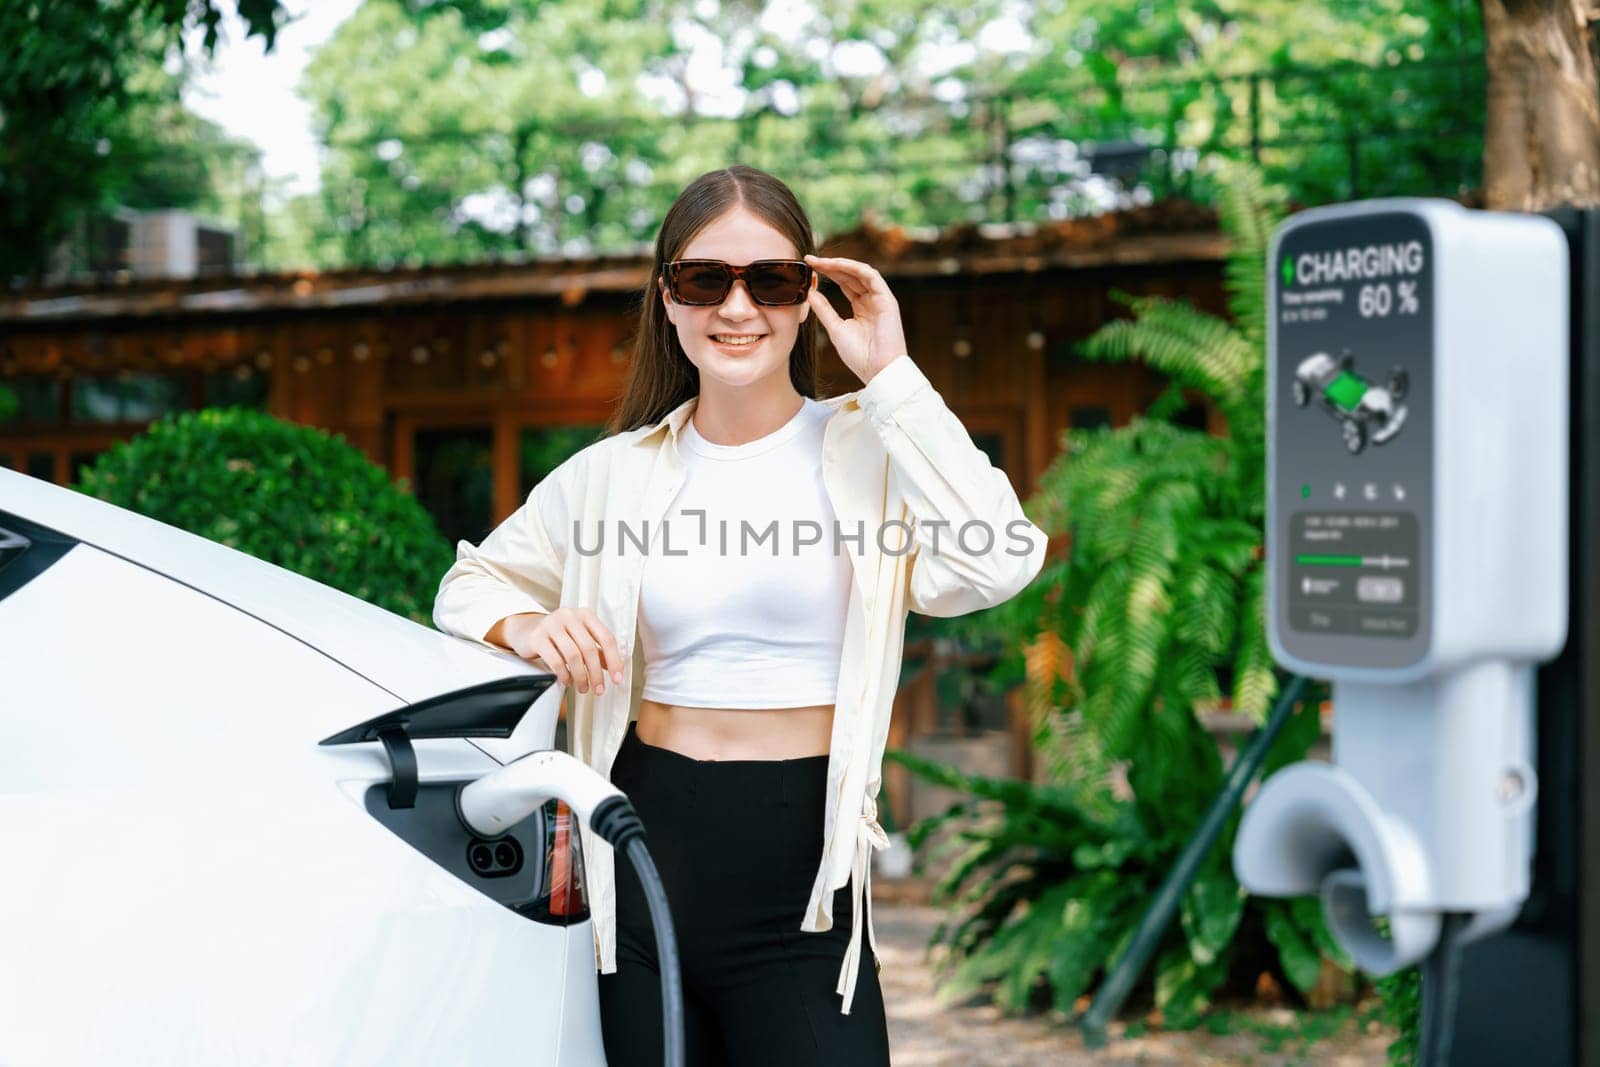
[1375,964,1421,1065]
[74,405,453,624]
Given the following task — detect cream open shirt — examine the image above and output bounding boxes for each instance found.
[432,353,1049,1015]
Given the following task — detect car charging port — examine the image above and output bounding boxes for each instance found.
[466,834,524,878]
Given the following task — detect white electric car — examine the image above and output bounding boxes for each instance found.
[0,467,608,1065]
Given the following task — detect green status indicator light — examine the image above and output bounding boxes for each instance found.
[1301,484,1312,499]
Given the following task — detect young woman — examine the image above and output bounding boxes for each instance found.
[433,165,1048,1065]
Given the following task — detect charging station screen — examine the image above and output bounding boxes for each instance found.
[1273,212,1432,668]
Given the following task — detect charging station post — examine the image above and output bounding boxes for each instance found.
[1233,198,1575,1065]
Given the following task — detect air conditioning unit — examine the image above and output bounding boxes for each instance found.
[126,210,238,279]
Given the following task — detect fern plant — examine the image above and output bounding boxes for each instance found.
[887,683,1337,1027]
[890,160,1351,1027]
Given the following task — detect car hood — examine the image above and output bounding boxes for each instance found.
[0,467,538,704]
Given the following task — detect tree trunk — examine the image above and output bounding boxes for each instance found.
[1481,0,1600,209]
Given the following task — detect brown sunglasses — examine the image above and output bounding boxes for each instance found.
[662,259,816,306]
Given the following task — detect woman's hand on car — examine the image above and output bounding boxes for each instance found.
[504,609,626,695]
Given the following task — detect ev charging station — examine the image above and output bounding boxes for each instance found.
[1233,198,1587,1064]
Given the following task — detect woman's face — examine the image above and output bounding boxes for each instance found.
[658,205,811,391]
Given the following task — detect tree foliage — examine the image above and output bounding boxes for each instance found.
[285,0,1487,267]
[0,0,284,283]
[296,0,686,265]
[0,1,1492,275]
[0,2,1491,277]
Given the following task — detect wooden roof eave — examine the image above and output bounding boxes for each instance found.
[0,232,1226,328]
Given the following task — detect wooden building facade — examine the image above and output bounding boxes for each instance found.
[0,212,1228,543]
[0,207,1230,814]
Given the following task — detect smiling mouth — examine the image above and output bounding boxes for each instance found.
[710,334,766,347]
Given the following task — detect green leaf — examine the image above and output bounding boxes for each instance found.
[1044,896,1103,991]
[1263,898,1325,994]
[1289,895,1354,972]
[1071,837,1138,870]
[1154,943,1229,1030]
[1180,868,1246,966]
[1260,686,1327,783]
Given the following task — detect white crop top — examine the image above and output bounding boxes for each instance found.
[637,395,854,709]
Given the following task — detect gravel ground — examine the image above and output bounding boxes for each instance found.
[873,898,1396,1066]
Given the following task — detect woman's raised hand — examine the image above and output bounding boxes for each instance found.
[803,254,911,386]
[504,608,626,695]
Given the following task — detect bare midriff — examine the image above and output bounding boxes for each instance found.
[635,697,834,761]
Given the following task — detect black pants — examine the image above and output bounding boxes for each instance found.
[598,721,890,1066]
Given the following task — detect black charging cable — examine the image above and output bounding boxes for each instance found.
[1417,912,1468,1067]
[592,796,684,1067]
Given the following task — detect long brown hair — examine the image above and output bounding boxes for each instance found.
[606,166,821,436]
